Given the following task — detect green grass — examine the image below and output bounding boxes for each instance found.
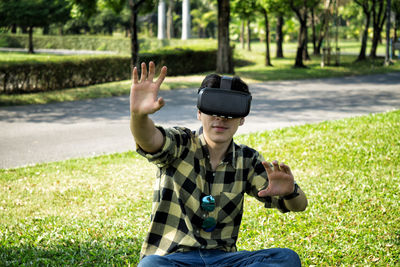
[1,110,399,266]
[1,40,400,106]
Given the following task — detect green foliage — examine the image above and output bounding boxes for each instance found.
[0,55,131,93]
[0,47,217,93]
[0,34,217,54]
[140,47,217,76]
[0,0,71,28]
[1,111,399,265]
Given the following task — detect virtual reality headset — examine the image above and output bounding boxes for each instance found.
[197,76,252,118]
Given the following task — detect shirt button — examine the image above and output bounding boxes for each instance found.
[196,230,200,234]
[213,172,215,176]
[201,245,206,249]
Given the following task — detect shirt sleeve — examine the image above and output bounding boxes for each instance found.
[245,151,289,213]
[136,126,193,168]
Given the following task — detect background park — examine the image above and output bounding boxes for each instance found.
[0,0,400,266]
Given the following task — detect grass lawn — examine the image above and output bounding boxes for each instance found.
[1,110,399,266]
[1,40,400,106]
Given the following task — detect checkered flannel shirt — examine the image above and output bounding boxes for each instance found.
[137,126,286,258]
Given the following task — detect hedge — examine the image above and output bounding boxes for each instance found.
[0,34,217,54]
[0,48,217,94]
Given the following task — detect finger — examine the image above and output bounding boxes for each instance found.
[280,163,293,176]
[262,161,273,175]
[272,160,280,171]
[132,67,138,84]
[148,61,155,81]
[155,66,167,88]
[140,62,147,82]
[154,97,165,112]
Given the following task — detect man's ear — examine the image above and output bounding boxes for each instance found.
[197,110,201,121]
[239,118,245,126]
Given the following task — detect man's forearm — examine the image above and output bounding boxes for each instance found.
[284,188,308,212]
[130,113,164,153]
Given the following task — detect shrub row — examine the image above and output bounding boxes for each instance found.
[0,34,217,54]
[0,48,217,94]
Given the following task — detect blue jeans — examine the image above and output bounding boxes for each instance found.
[138,248,301,267]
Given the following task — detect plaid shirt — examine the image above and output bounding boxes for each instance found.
[137,126,285,258]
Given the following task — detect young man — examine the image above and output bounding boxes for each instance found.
[131,62,308,267]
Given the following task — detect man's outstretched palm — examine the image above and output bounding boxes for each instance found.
[130,61,167,116]
[258,161,295,198]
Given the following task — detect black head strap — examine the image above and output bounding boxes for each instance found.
[220,76,233,90]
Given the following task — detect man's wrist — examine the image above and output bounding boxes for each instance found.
[282,183,300,200]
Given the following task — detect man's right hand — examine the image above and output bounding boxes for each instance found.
[130,61,167,116]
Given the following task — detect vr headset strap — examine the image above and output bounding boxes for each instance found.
[220,76,233,90]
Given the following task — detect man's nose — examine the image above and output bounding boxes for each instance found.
[215,115,228,121]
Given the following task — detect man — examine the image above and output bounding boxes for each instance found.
[131,62,308,266]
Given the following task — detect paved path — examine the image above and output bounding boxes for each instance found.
[1,73,399,169]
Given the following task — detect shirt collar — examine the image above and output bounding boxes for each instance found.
[197,129,238,168]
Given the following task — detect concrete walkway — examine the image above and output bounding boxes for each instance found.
[1,72,399,169]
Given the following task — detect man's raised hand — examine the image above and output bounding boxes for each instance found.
[130,61,167,116]
[258,161,295,198]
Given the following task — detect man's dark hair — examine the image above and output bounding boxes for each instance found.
[199,74,250,95]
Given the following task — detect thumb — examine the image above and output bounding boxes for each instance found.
[154,97,165,112]
[258,187,273,198]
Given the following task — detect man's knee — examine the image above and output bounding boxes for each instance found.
[137,255,169,267]
[268,248,301,266]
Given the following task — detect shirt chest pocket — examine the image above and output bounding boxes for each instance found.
[214,192,244,224]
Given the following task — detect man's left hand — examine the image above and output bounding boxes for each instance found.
[258,161,295,198]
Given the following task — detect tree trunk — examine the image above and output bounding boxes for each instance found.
[303,25,310,60]
[311,8,318,55]
[263,9,272,66]
[182,0,191,40]
[393,12,399,57]
[316,13,328,56]
[276,15,284,58]
[357,10,371,61]
[129,0,146,70]
[292,6,307,68]
[11,24,17,34]
[28,26,34,54]
[158,0,166,39]
[217,0,233,74]
[247,20,251,51]
[370,0,386,58]
[167,0,174,39]
[43,25,49,35]
[240,21,245,49]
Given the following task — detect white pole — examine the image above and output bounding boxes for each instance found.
[158,0,166,40]
[182,0,191,40]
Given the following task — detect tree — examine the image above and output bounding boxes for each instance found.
[232,0,257,51]
[287,0,311,68]
[103,0,155,68]
[393,0,400,56]
[0,0,71,53]
[157,0,166,39]
[257,0,277,66]
[89,8,121,34]
[191,8,217,38]
[128,0,148,68]
[166,0,175,39]
[314,0,333,56]
[354,0,373,60]
[217,0,234,74]
[370,0,387,58]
